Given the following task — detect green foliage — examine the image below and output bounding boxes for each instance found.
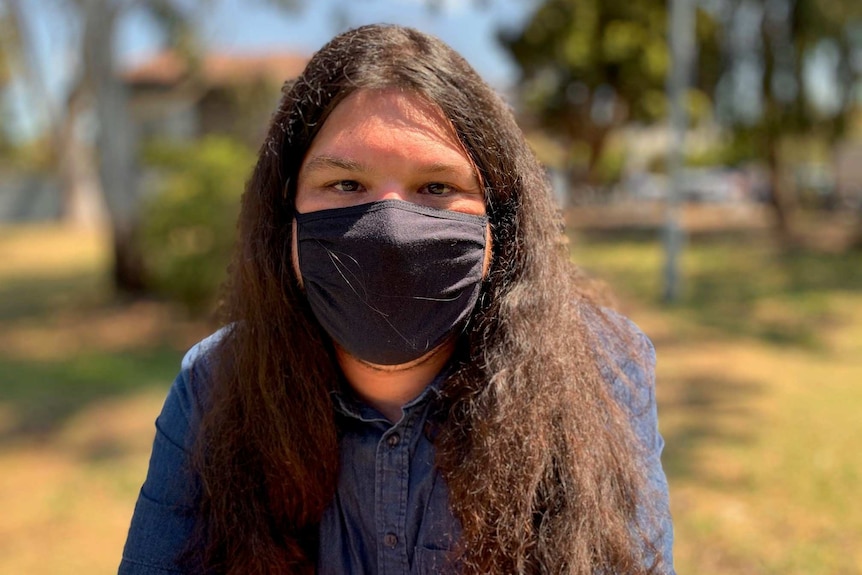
[0,11,17,152]
[501,0,721,129]
[714,0,862,158]
[140,136,254,314]
[501,0,721,184]
[595,140,626,182]
[648,135,758,171]
[207,78,283,147]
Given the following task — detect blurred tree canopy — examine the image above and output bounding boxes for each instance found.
[0,0,300,295]
[712,0,862,238]
[503,0,862,242]
[0,0,207,292]
[500,0,721,186]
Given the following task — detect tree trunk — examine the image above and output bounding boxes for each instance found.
[585,128,608,186]
[759,5,796,245]
[565,126,608,206]
[57,77,106,228]
[111,218,147,293]
[82,0,147,294]
[765,137,795,243]
[2,0,106,227]
[854,205,862,250]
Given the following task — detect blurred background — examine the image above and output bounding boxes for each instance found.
[0,0,860,573]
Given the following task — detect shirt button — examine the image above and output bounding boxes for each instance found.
[387,433,400,448]
[384,533,398,548]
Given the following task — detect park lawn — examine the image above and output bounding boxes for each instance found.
[0,225,212,575]
[0,223,860,574]
[571,232,862,574]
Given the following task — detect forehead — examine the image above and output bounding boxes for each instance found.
[322,88,452,133]
[303,88,474,168]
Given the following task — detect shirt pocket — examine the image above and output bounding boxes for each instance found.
[413,546,456,575]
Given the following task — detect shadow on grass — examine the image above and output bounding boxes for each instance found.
[0,271,110,321]
[659,373,766,486]
[0,257,212,449]
[0,346,183,444]
[574,230,862,348]
[680,245,862,347]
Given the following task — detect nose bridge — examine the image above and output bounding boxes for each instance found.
[377,180,408,202]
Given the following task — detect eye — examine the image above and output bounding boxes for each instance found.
[422,182,456,195]
[332,180,363,193]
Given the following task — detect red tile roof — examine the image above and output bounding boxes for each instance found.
[123,50,309,87]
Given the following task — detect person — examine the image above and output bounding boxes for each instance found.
[119,23,675,575]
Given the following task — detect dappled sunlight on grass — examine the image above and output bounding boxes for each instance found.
[0,224,110,279]
[0,299,210,361]
[0,389,168,575]
[657,339,862,574]
[0,226,212,441]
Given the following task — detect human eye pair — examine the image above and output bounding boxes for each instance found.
[327,181,457,195]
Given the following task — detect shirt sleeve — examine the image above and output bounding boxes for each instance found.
[586,305,675,574]
[118,333,221,574]
[605,312,676,575]
[626,328,676,575]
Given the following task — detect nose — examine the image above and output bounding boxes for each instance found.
[377,182,408,202]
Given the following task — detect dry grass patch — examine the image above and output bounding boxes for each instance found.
[0,389,168,575]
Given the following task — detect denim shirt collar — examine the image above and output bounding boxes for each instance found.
[329,362,452,424]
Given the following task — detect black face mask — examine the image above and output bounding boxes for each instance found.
[295,200,488,365]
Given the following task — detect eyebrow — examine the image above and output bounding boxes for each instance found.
[418,162,474,176]
[301,154,477,180]
[302,155,367,174]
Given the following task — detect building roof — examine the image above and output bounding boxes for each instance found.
[123,50,309,88]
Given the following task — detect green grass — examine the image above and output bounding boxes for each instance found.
[571,232,862,348]
[0,347,183,441]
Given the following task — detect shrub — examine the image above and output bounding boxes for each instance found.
[140,136,255,314]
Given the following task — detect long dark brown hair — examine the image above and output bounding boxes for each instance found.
[188,24,666,574]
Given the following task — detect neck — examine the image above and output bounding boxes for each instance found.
[335,340,455,423]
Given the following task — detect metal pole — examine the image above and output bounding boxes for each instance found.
[664,0,695,302]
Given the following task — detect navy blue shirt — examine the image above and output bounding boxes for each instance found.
[119,318,675,574]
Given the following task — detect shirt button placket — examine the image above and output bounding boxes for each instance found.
[377,424,410,574]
